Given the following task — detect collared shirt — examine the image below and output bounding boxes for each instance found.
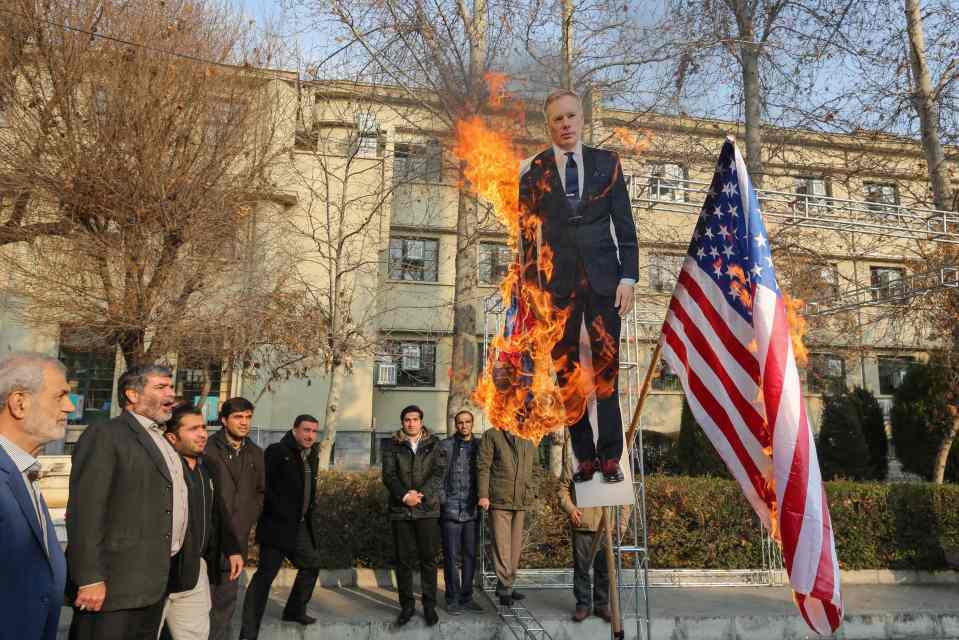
[553,142,584,199]
[132,411,189,556]
[0,433,48,555]
[408,434,420,454]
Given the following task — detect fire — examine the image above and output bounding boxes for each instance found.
[613,127,652,156]
[782,292,808,367]
[454,79,623,443]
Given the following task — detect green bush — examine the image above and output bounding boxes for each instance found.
[818,390,874,481]
[891,359,959,482]
[673,399,730,478]
[638,429,678,475]
[853,387,889,481]
[304,470,959,571]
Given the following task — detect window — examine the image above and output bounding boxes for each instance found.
[864,182,898,213]
[806,353,846,395]
[878,356,914,395]
[175,362,222,424]
[353,112,380,157]
[795,177,829,211]
[649,254,685,293]
[816,263,840,300]
[58,330,115,425]
[385,340,437,387]
[388,237,439,281]
[651,357,681,391]
[393,141,442,183]
[647,163,686,202]
[479,242,512,285]
[870,266,906,302]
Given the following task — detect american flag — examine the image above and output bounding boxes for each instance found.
[660,137,843,634]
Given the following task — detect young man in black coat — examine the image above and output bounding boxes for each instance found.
[159,404,243,640]
[381,405,448,627]
[239,415,322,640]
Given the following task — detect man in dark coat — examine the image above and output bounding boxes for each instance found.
[202,396,264,640]
[239,414,322,640]
[0,353,73,640]
[159,404,244,640]
[518,88,638,483]
[66,364,186,640]
[381,405,448,627]
[438,409,483,614]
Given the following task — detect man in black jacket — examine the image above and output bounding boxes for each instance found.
[203,397,264,640]
[160,404,243,640]
[67,365,185,640]
[239,415,322,639]
[438,410,483,615]
[381,405,448,627]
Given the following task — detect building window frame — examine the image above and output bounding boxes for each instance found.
[864,182,899,214]
[388,236,440,282]
[385,340,437,387]
[878,355,914,395]
[651,357,682,391]
[794,176,830,212]
[393,140,443,184]
[648,253,685,293]
[870,266,907,303]
[647,163,687,202]
[478,242,512,286]
[805,352,846,395]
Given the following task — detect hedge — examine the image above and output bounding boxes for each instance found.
[306,470,959,571]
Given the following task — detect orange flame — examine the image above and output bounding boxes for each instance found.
[485,71,510,108]
[613,127,652,156]
[782,292,808,367]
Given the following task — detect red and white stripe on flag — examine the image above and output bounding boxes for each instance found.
[659,137,843,634]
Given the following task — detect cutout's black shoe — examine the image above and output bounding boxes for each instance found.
[572,458,599,483]
[601,459,625,483]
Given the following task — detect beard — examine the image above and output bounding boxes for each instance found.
[23,409,65,446]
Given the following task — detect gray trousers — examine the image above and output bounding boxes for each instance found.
[571,528,609,609]
[208,557,238,640]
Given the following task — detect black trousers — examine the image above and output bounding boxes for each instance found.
[571,528,609,609]
[552,259,624,463]
[68,596,167,640]
[240,525,319,640]
[440,519,478,605]
[391,518,440,611]
[208,556,240,640]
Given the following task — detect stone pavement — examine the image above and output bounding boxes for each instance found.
[55,569,959,639]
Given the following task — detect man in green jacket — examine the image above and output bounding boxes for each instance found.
[477,427,536,606]
[381,405,448,627]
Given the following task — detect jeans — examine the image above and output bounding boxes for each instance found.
[440,519,478,604]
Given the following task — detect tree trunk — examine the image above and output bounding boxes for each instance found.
[548,431,566,477]
[318,363,345,469]
[117,330,148,369]
[932,415,959,484]
[447,185,482,434]
[904,0,953,211]
[561,0,573,90]
[740,38,764,187]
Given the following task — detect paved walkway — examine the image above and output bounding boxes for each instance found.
[57,571,959,639]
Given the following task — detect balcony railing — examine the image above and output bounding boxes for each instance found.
[629,174,959,244]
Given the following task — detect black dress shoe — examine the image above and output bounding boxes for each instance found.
[281,613,317,625]
[424,607,439,626]
[601,459,625,483]
[572,458,599,483]
[498,595,513,607]
[395,608,415,626]
[510,590,526,601]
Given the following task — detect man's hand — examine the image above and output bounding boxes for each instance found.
[228,554,244,581]
[478,498,491,511]
[403,490,423,507]
[75,582,106,612]
[614,282,635,317]
[570,509,583,527]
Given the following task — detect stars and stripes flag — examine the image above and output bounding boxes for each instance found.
[659,137,843,634]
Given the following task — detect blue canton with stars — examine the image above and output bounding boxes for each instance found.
[686,138,779,325]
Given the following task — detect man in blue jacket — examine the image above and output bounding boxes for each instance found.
[0,352,74,640]
[439,410,483,615]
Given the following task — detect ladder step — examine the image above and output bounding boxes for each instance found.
[617,545,647,554]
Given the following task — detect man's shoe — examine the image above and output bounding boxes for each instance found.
[510,590,526,601]
[424,607,439,626]
[446,602,463,615]
[600,459,625,483]
[498,595,513,607]
[395,608,415,626]
[460,599,484,612]
[572,606,590,622]
[594,606,613,622]
[281,613,317,626]
[572,458,599,483]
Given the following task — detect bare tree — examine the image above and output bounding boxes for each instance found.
[0,0,288,367]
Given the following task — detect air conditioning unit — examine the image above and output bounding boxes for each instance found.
[375,362,397,386]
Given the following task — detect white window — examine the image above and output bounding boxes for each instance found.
[479,242,512,285]
[354,113,379,157]
[795,177,828,212]
[864,182,898,214]
[648,163,686,202]
[393,141,442,183]
[649,254,685,293]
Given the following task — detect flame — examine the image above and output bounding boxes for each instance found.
[782,292,808,367]
[485,71,510,108]
[613,127,652,156]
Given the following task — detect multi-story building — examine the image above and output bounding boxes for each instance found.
[2,79,955,467]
